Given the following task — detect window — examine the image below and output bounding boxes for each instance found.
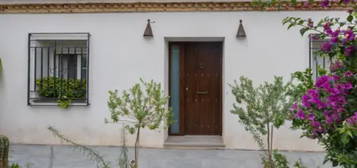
[309,35,331,78]
[27,33,90,106]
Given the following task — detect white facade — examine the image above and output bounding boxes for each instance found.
[0,11,347,151]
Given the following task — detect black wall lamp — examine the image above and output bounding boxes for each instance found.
[143,19,154,37]
[236,19,247,38]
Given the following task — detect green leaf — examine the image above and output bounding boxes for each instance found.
[347,15,353,22]
[341,134,350,145]
[298,19,304,25]
[287,23,295,30]
[282,17,290,25]
[128,127,135,134]
[299,27,309,36]
[352,11,357,18]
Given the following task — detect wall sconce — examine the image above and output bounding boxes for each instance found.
[236,19,247,38]
[143,19,154,37]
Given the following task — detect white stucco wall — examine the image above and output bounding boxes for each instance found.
[0,11,347,151]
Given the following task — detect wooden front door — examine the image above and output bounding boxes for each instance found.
[169,42,222,135]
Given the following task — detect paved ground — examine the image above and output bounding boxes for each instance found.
[9,144,333,168]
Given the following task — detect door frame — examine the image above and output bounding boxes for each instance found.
[168,41,223,136]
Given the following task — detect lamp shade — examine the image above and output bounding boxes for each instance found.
[236,19,246,38]
[143,19,153,37]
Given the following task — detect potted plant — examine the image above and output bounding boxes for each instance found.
[35,77,87,108]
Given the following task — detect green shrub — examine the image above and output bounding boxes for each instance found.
[36,77,86,108]
[284,10,357,168]
[0,135,9,168]
[9,163,20,168]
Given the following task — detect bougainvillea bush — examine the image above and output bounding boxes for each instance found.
[283,2,357,167]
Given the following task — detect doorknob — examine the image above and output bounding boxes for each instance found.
[196,91,208,95]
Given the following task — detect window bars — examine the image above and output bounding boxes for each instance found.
[27,33,90,106]
[309,34,331,79]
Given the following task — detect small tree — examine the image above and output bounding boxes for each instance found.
[230,76,296,168]
[107,79,172,168]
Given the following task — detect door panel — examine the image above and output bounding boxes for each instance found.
[169,42,222,135]
[184,42,222,135]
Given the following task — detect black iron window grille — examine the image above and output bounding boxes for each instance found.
[309,34,331,79]
[27,33,90,106]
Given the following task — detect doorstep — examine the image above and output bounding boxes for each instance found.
[164,135,225,149]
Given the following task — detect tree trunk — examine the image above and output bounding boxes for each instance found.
[270,125,274,168]
[266,122,272,168]
[270,125,274,152]
[134,126,141,168]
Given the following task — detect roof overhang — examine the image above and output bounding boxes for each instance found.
[0,1,354,14]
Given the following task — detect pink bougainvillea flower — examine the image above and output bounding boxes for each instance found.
[321,42,332,52]
[344,46,355,56]
[325,115,334,124]
[330,37,339,43]
[342,82,353,90]
[336,107,345,113]
[344,71,354,77]
[315,75,332,88]
[307,89,319,97]
[295,109,306,119]
[344,29,356,41]
[332,75,341,81]
[311,120,325,134]
[311,120,321,127]
[290,103,298,111]
[330,61,344,72]
[321,0,330,7]
[346,112,357,125]
[323,22,332,34]
[308,113,316,121]
[327,87,341,96]
[331,29,340,37]
[302,95,312,108]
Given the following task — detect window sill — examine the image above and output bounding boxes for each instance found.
[28,98,89,106]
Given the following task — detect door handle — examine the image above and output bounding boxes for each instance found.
[196,91,208,95]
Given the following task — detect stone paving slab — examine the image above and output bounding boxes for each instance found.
[9,144,333,168]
